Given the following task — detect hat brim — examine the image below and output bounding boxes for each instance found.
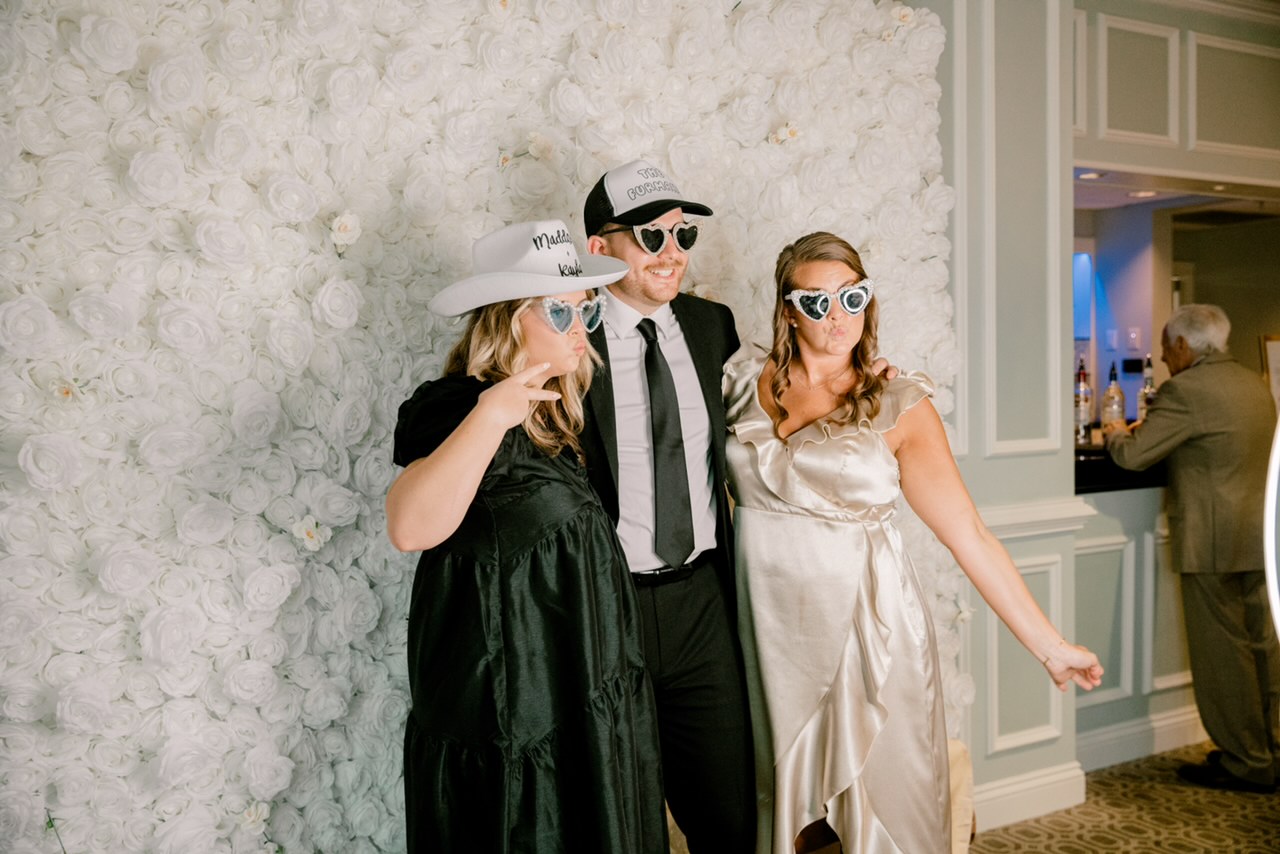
[609,198,713,227]
[428,253,630,316]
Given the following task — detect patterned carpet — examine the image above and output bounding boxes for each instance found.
[668,742,1279,853]
[971,742,1280,853]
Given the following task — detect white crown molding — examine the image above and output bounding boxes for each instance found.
[979,496,1097,540]
[1149,0,1280,27]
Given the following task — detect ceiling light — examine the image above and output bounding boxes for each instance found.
[1212,184,1227,191]
[1128,190,1158,199]
[1078,171,1103,180]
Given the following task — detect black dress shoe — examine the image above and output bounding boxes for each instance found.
[1177,762,1276,794]
[1206,749,1223,766]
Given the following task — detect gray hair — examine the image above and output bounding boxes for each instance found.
[1165,303,1230,355]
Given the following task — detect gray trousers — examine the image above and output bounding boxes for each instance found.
[1181,571,1280,785]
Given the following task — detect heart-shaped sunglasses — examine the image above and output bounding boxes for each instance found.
[784,281,874,322]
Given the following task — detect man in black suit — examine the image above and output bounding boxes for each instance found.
[581,159,754,852]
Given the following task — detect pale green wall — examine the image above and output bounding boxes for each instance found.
[1174,217,1280,375]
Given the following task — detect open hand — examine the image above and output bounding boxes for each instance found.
[475,363,560,431]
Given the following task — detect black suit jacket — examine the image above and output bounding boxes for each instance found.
[581,292,741,607]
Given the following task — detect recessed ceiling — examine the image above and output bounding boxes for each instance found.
[1073,167,1280,228]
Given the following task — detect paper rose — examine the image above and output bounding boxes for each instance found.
[291,515,332,552]
[330,212,362,247]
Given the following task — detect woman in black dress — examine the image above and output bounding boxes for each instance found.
[386,220,667,853]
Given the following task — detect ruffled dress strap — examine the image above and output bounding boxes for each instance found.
[867,371,934,434]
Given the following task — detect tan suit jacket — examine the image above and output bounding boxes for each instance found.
[1107,352,1276,574]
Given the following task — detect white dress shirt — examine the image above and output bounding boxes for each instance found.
[602,293,718,572]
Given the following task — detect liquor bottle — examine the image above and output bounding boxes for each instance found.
[1137,353,1156,421]
[1101,361,1126,424]
[1073,357,1092,445]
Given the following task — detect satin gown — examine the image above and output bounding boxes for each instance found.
[393,376,667,853]
[723,353,951,854]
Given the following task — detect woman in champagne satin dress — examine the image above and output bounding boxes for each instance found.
[723,232,1104,854]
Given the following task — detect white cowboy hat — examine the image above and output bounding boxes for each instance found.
[429,219,629,316]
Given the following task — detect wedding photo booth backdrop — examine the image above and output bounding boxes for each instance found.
[0,0,961,851]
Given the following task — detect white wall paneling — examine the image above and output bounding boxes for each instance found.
[1188,32,1280,160]
[1074,535,1136,708]
[1097,15,1180,147]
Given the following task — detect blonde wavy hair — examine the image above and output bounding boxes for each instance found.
[767,231,884,433]
[443,295,598,460]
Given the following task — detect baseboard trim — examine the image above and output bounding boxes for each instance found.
[973,761,1085,832]
[1077,705,1207,772]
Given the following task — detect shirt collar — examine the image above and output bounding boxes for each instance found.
[603,290,677,339]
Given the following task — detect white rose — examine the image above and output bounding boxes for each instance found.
[56,678,111,735]
[260,681,304,727]
[905,15,947,72]
[154,805,218,854]
[0,791,40,839]
[290,514,332,552]
[301,680,348,728]
[264,312,314,373]
[0,507,47,557]
[328,210,361,246]
[244,743,295,801]
[154,653,212,698]
[243,563,301,612]
[261,172,318,223]
[124,150,186,207]
[201,117,257,173]
[291,0,341,38]
[333,580,381,642]
[547,78,589,127]
[296,473,360,527]
[154,300,223,359]
[147,51,206,113]
[73,14,139,74]
[229,380,282,449]
[193,216,251,268]
[384,44,434,96]
[0,679,51,722]
[443,110,492,161]
[140,606,208,665]
[68,289,138,339]
[211,26,265,77]
[311,276,361,330]
[177,498,234,547]
[0,294,60,357]
[92,542,160,597]
[248,632,289,666]
[18,433,85,491]
[325,63,375,117]
[136,425,206,472]
[105,205,158,254]
[223,659,279,706]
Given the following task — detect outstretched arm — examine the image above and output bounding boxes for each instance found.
[890,399,1103,691]
[386,364,559,552]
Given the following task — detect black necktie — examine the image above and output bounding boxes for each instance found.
[637,318,694,568]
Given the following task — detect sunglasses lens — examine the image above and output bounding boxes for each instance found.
[839,285,871,316]
[796,293,829,321]
[674,223,698,251]
[544,300,574,333]
[636,226,666,254]
[581,298,604,332]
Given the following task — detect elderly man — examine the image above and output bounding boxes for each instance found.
[1104,303,1279,794]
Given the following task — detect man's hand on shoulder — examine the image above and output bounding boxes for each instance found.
[870,357,899,381]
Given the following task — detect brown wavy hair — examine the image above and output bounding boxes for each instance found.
[767,232,883,434]
[443,295,598,460]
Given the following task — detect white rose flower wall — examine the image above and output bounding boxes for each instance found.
[0,1,966,851]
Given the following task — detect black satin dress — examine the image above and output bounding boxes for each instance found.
[393,376,666,853]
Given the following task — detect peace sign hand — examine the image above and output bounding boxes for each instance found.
[474,363,560,431]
